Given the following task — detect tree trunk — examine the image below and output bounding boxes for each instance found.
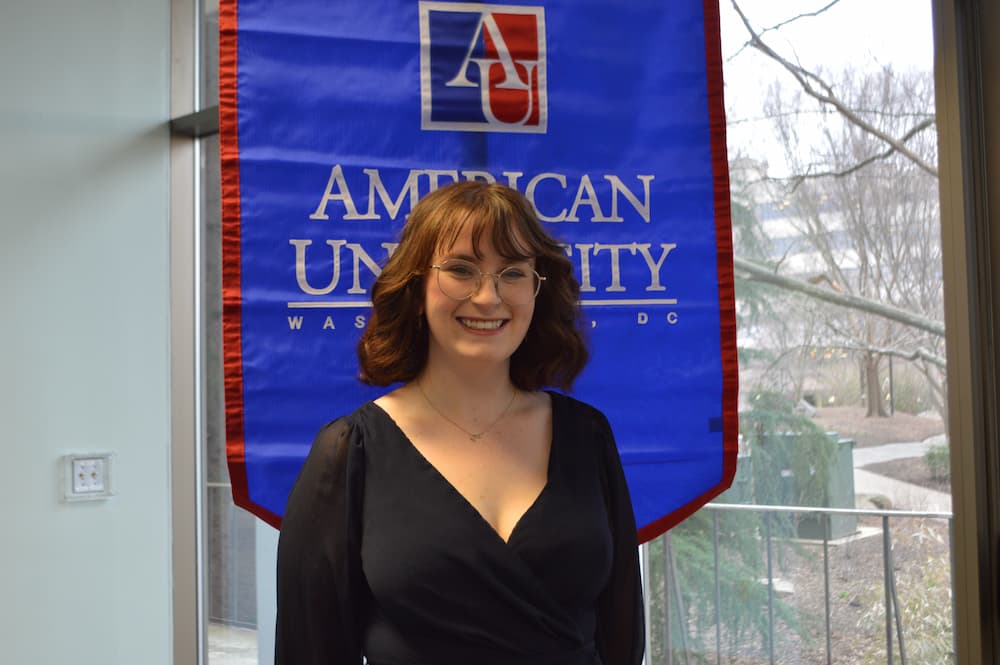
[864,352,888,417]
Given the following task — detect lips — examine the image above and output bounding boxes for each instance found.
[458,318,508,331]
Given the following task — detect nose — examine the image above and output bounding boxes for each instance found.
[470,272,503,305]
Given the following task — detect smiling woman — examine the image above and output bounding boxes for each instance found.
[357,181,588,390]
[422,230,538,377]
[275,181,645,665]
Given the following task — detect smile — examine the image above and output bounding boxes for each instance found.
[458,318,507,331]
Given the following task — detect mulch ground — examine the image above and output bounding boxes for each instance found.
[811,406,945,448]
[770,515,952,664]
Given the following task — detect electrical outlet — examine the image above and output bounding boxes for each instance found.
[63,453,113,501]
[73,458,105,493]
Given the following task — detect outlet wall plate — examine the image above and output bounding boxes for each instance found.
[62,453,114,502]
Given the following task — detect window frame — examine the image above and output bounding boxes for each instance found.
[934,0,1000,661]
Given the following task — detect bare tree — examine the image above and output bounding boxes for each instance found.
[729,52,943,416]
[729,0,938,178]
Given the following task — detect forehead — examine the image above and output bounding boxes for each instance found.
[432,215,535,261]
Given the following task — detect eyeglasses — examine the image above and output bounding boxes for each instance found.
[430,258,545,305]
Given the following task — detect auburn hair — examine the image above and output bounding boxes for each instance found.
[357,181,588,391]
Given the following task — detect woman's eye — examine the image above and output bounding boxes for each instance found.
[445,264,477,279]
[501,268,528,282]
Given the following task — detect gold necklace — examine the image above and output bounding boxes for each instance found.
[416,382,518,441]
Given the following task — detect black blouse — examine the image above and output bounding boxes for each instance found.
[276,392,644,665]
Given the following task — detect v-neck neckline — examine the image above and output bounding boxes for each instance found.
[367,391,558,547]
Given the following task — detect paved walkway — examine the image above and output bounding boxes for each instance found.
[852,434,951,513]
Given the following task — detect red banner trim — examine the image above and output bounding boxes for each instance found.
[219,0,283,530]
[637,0,739,544]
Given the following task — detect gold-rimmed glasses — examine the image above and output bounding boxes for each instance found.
[430,258,545,305]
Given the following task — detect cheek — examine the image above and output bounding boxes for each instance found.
[424,283,452,315]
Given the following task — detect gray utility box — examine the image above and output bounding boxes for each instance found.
[800,435,856,540]
[754,433,857,541]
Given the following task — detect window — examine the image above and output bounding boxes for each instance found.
[171,1,995,663]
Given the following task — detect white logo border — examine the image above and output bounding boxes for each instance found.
[418,1,548,134]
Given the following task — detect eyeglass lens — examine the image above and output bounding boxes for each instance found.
[435,259,541,305]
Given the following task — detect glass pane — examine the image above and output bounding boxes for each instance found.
[196,2,952,664]
[200,0,219,109]
[641,2,952,663]
[201,132,260,663]
[203,133,224,488]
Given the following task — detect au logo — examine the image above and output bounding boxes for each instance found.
[419,1,547,133]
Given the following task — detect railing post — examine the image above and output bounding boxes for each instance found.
[666,533,690,664]
[883,515,894,665]
[663,537,671,665]
[642,542,651,665]
[949,519,957,664]
[823,512,832,665]
[712,511,721,665]
[886,520,908,665]
[765,512,775,665]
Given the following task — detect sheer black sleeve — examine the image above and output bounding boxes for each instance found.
[593,410,645,665]
[275,418,365,665]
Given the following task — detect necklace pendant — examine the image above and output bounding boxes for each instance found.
[416,381,517,444]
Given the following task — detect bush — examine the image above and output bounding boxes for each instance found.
[925,444,950,482]
[857,545,953,664]
[740,392,836,509]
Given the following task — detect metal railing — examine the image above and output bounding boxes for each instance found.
[641,503,955,665]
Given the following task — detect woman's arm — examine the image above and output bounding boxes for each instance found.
[593,411,645,665]
[275,419,365,665]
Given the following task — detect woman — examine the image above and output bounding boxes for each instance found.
[276,181,644,665]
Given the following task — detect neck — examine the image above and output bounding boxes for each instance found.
[416,360,517,420]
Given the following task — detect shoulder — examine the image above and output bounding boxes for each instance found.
[301,403,379,475]
[548,391,619,470]
[548,390,613,432]
[283,406,374,520]
[321,400,386,437]
[313,406,367,452]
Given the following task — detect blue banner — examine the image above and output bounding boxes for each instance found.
[220,0,737,542]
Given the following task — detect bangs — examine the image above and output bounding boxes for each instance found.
[435,200,543,261]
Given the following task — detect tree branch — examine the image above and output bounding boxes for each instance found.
[734,256,946,338]
[730,0,844,59]
[729,0,939,178]
[762,0,844,34]
[824,343,947,370]
[785,118,936,189]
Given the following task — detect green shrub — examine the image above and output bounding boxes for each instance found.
[925,444,950,481]
[740,391,836,509]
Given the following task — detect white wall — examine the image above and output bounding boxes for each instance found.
[0,2,173,663]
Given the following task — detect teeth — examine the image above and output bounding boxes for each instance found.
[459,318,505,330]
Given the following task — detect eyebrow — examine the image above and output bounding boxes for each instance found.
[442,252,479,263]
[440,254,536,267]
